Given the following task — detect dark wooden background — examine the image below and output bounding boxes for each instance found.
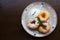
[0,0,60,40]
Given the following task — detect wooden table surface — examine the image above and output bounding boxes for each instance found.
[0,0,60,40]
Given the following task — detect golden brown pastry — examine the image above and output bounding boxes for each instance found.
[38,11,50,21]
[38,21,50,34]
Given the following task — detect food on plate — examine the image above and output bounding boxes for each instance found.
[27,18,39,29]
[27,11,50,34]
[38,11,50,21]
[38,21,50,34]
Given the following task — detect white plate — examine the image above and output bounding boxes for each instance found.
[21,2,57,37]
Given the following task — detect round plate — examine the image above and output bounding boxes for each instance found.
[21,2,57,37]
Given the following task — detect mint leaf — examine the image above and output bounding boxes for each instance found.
[37,17,43,26]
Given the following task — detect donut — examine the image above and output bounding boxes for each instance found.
[27,18,39,29]
[38,11,50,21]
[38,21,50,34]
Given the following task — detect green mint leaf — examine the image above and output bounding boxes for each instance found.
[37,17,43,26]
